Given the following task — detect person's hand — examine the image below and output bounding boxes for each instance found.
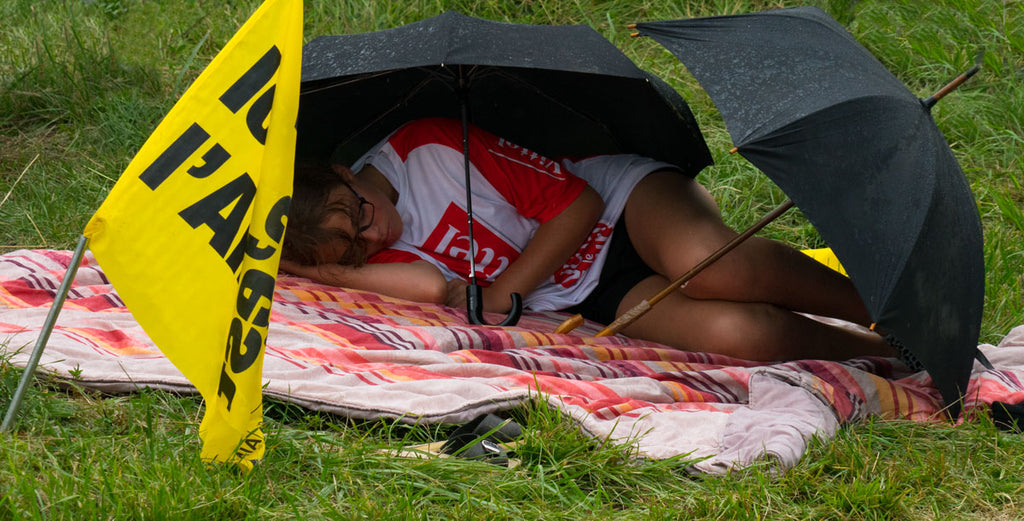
[445,278,469,308]
[479,184,602,314]
[448,280,520,314]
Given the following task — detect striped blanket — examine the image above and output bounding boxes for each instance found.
[2,249,1023,473]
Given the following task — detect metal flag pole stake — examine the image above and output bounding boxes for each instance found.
[2,235,89,432]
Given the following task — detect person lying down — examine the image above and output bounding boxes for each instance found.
[281,117,894,362]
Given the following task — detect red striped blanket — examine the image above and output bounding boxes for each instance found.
[2,249,1022,473]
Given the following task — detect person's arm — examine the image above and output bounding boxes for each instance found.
[280,259,448,304]
[477,184,604,313]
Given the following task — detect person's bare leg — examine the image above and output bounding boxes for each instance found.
[616,276,893,361]
[624,171,872,326]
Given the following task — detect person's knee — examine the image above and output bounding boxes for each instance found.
[699,303,790,361]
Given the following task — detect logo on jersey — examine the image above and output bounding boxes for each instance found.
[554,222,612,288]
[423,203,520,282]
[493,138,565,180]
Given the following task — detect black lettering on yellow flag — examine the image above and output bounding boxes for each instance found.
[220,47,281,113]
[83,0,302,472]
[179,174,257,257]
[224,197,289,272]
[221,47,282,145]
[219,268,274,410]
[139,124,211,189]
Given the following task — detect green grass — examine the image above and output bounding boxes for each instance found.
[2,0,1023,518]
[4,363,1024,519]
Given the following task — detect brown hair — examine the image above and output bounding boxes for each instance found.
[281,163,369,266]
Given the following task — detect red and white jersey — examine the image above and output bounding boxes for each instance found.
[355,118,674,311]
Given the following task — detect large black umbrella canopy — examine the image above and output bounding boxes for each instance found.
[635,6,985,415]
[297,11,711,327]
[297,11,711,173]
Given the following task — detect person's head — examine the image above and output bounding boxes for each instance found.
[282,162,398,266]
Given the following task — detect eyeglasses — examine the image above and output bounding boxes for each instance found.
[339,180,375,235]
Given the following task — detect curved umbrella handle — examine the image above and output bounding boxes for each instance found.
[466,283,522,327]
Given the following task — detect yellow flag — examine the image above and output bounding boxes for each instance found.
[84,0,302,470]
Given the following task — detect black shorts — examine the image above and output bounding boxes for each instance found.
[567,214,656,326]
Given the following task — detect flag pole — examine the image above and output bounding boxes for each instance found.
[1,235,89,432]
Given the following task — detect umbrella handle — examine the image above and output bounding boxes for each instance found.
[922,50,983,109]
[466,283,522,327]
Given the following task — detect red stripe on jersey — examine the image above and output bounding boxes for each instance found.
[386,118,587,223]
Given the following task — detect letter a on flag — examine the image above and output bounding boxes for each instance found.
[83,0,301,470]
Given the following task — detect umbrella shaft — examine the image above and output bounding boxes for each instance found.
[458,76,480,283]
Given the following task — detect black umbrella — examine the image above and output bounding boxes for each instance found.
[633,6,985,416]
[297,11,711,326]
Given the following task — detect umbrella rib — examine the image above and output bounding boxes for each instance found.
[300,69,401,95]
[301,67,460,97]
